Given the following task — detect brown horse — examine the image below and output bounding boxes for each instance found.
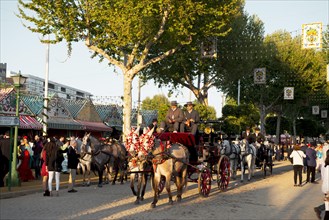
[150,139,189,208]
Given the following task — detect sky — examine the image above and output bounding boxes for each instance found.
[0,0,328,117]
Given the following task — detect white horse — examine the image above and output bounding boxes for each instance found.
[218,140,240,180]
[238,139,257,182]
[79,136,93,186]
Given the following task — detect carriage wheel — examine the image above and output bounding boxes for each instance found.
[217,155,230,191]
[198,169,212,197]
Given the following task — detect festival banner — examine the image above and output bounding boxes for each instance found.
[302,22,322,49]
[312,106,320,115]
[284,87,294,100]
[201,38,217,58]
[254,68,266,84]
[321,110,327,118]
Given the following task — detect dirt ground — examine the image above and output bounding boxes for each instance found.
[0,160,325,220]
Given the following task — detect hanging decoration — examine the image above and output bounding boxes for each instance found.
[254,68,266,84]
[321,110,327,118]
[284,87,294,100]
[302,22,322,49]
[312,106,320,115]
[201,38,217,58]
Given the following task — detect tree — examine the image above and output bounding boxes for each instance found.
[18,0,241,139]
[141,4,263,106]
[141,94,170,123]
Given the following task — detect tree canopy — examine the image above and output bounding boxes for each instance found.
[18,0,242,139]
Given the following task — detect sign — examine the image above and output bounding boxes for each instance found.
[312,106,320,115]
[201,38,217,58]
[254,68,266,84]
[284,87,294,100]
[0,116,20,126]
[321,110,327,118]
[302,22,322,49]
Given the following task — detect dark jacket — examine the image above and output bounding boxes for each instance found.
[45,140,65,172]
[165,107,184,123]
[67,146,80,169]
[305,147,317,167]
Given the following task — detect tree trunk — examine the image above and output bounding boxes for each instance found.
[292,118,297,144]
[122,73,133,142]
[260,104,266,135]
[275,113,281,145]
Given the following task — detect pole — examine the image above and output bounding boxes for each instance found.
[10,85,21,187]
[237,79,240,106]
[137,75,142,126]
[42,41,50,137]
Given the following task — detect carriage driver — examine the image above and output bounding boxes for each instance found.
[159,100,184,133]
[180,101,200,136]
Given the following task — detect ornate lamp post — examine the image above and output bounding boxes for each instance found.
[9,71,27,187]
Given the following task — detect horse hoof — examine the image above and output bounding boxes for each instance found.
[176,197,182,202]
[151,203,156,208]
[168,200,173,205]
[134,200,140,205]
[112,182,115,185]
[141,197,144,201]
[98,184,103,188]
[87,183,90,187]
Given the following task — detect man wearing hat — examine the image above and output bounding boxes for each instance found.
[241,127,253,144]
[180,101,200,136]
[159,100,184,133]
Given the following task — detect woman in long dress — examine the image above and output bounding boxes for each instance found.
[17,136,34,182]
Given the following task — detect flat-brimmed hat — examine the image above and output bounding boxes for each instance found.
[170,100,178,106]
[184,101,195,107]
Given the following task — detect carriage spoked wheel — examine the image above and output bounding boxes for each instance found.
[198,168,212,197]
[217,155,230,191]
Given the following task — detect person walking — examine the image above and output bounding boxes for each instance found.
[180,101,200,136]
[67,139,79,193]
[45,137,62,196]
[40,144,49,196]
[159,100,184,133]
[290,144,306,187]
[32,135,43,180]
[314,149,329,219]
[306,143,317,183]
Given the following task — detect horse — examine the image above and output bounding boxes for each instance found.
[238,139,257,182]
[257,141,274,177]
[78,137,93,186]
[81,133,127,187]
[126,126,155,204]
[218,140,240,180]
[150,139,189,208]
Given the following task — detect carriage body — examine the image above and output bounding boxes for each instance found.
[155,131,230,197]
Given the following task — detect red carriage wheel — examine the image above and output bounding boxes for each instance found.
[217,155,230,191]
[198,169,211,197]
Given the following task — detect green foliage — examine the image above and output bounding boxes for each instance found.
[141,94,169,123]
[265,116,290,135]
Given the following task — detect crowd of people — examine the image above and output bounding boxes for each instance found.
[0,132,81,196]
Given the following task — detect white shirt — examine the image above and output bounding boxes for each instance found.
[321,162,329,195]
[290,150,306,166]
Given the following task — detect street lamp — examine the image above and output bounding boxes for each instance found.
[9,71,27,187]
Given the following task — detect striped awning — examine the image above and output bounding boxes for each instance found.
[47,117,83,130]
[19,115,43,130]
[76,120,112,132]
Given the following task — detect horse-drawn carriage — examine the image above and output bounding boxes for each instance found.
[155,132,230,197]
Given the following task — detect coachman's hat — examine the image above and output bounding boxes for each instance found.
[184,101,195,107]
[170,100,178,106]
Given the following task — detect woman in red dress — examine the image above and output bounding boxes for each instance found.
[17,136,35,182]
[41,147,49,196]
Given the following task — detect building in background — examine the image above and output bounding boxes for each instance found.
[0,63,7,82]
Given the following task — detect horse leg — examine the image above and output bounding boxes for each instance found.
[247,156,252,181]
[130,173,137,196]
[141,173,148,201]
[165,173,173,205]
[151,173,160,208]
[240,159,244,182]
[98,168,103,188]
[86,163,91,186]
[81,164,86,186]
